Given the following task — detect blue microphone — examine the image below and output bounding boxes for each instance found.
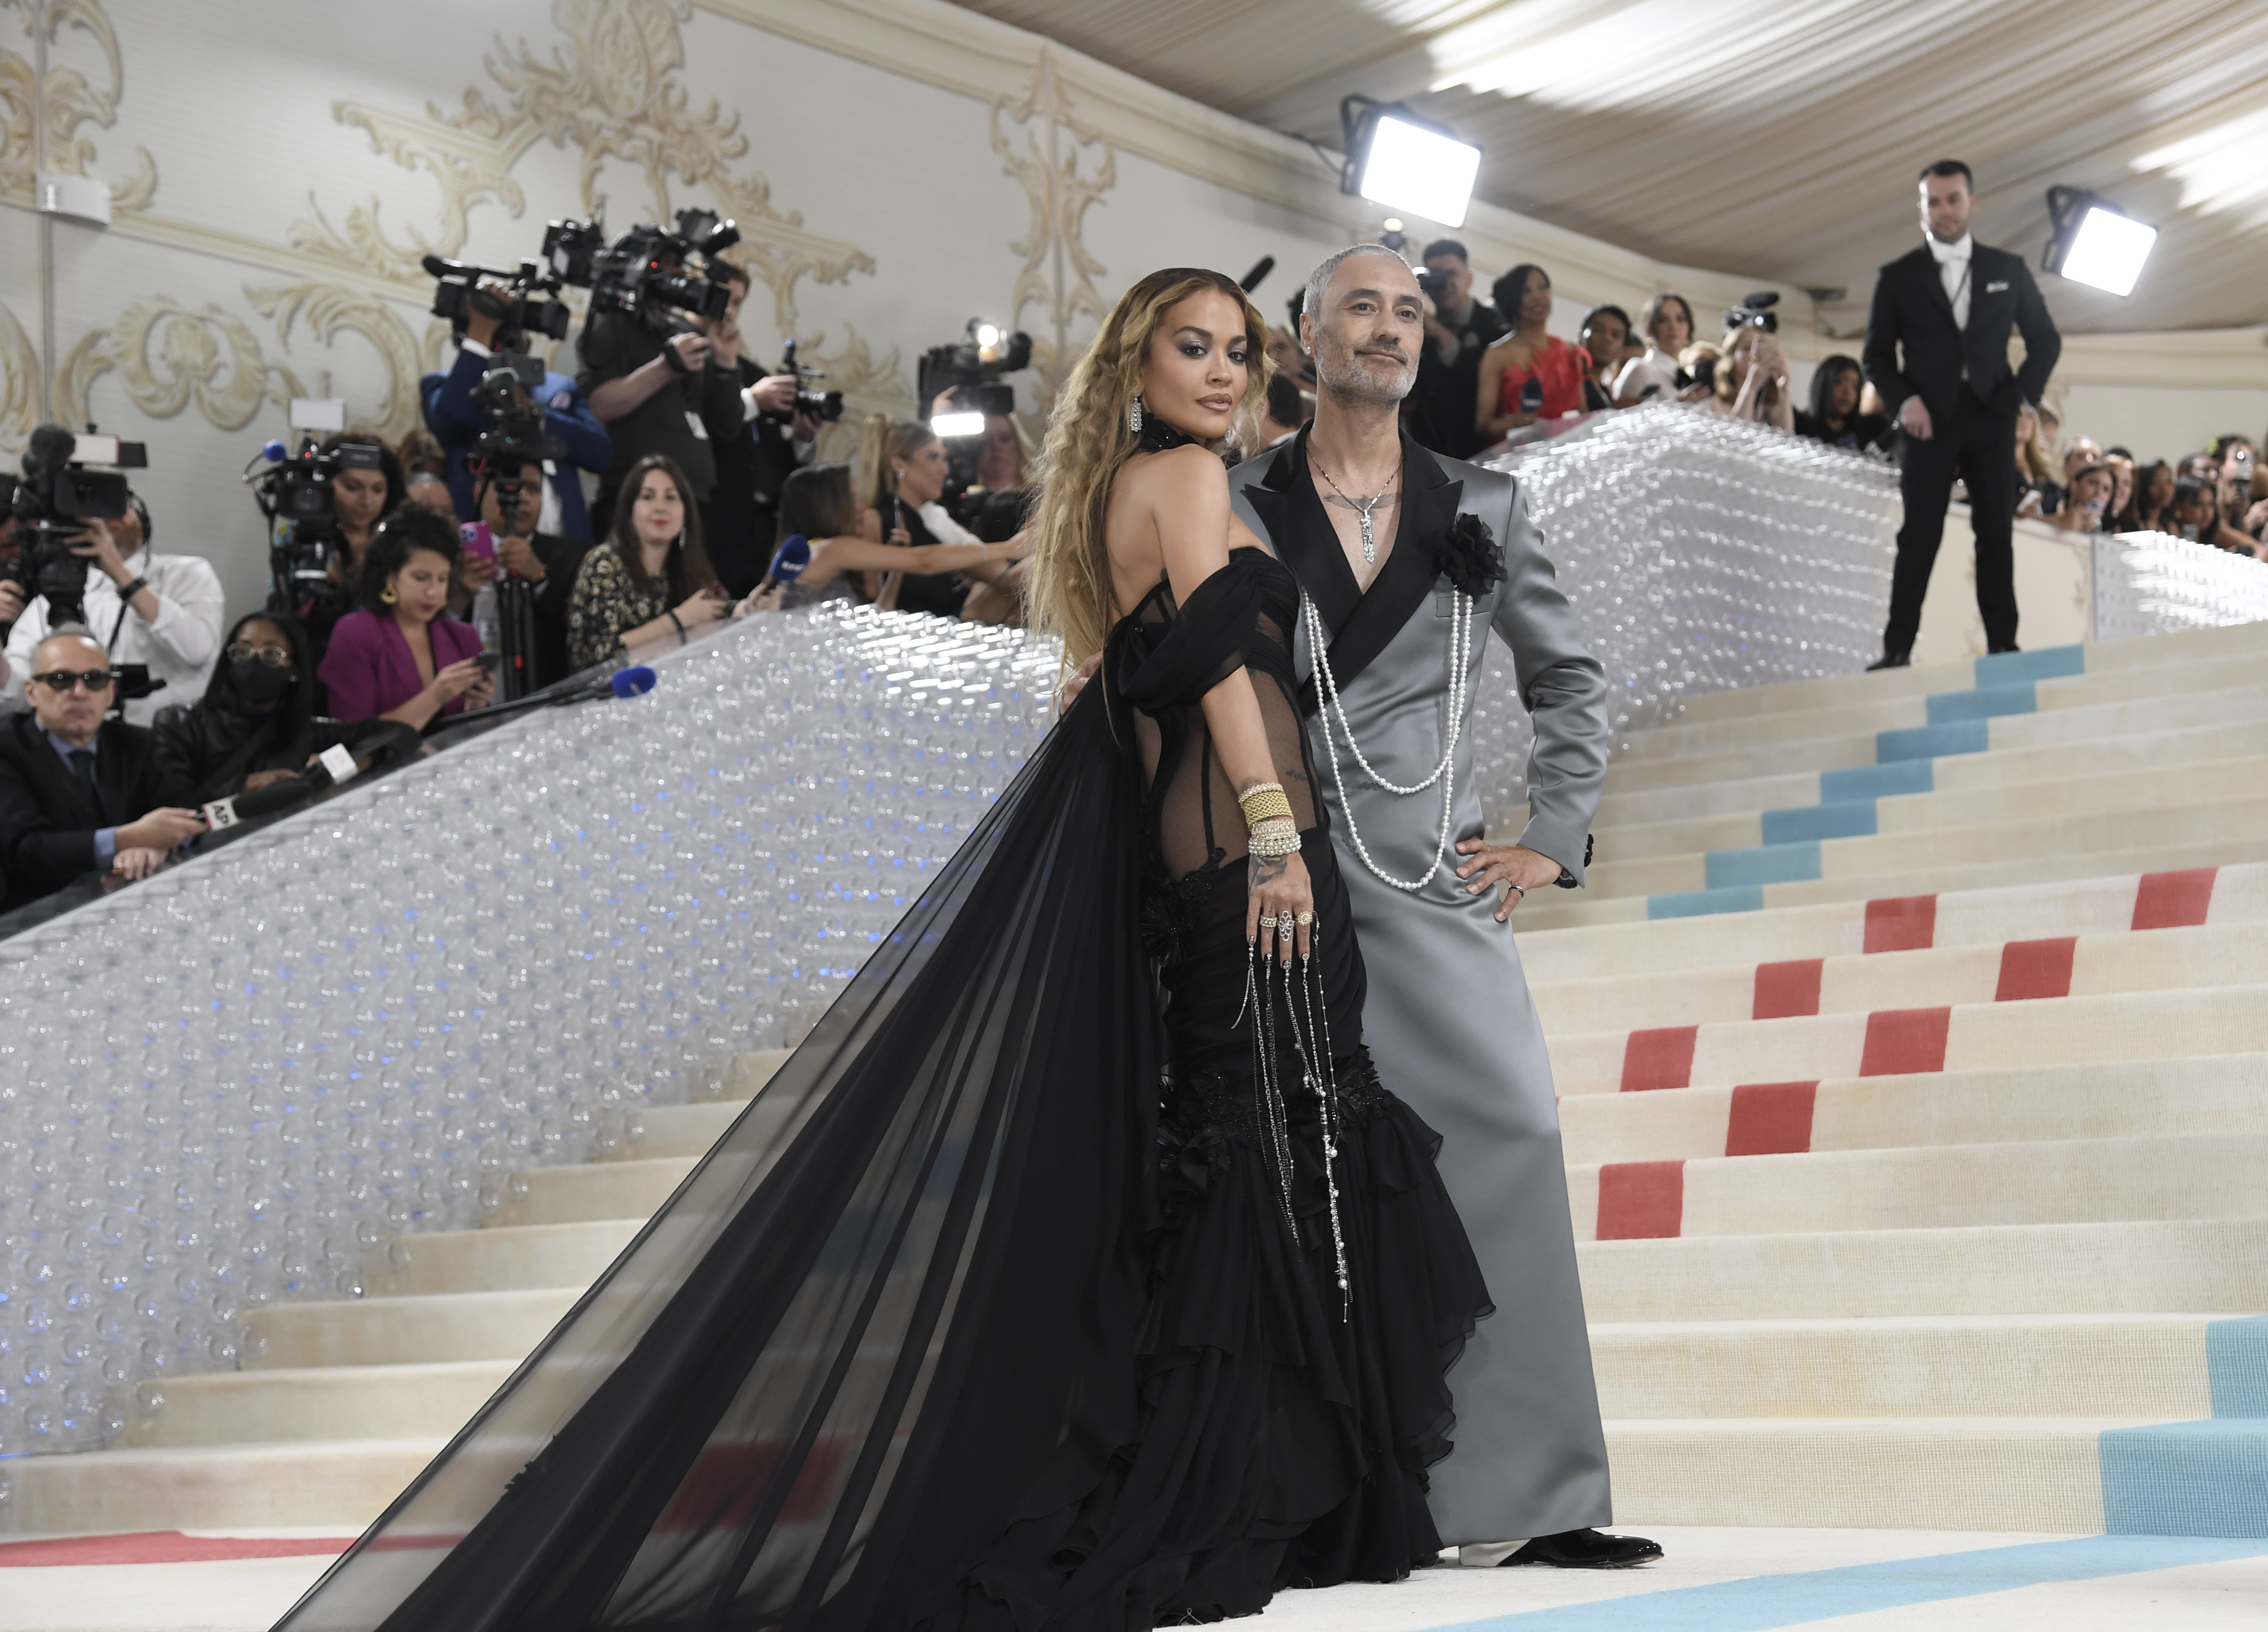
[610,664,657,698]
[767,533,811,583]
[262,439,289,463]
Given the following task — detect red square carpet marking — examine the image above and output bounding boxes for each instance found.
[0,1531,359,1567]
[2132,867,2217,931]
[1597,1160,1685,1239]
[1621,1026,1698,1092]
[1864,894,1937,953]
[1996,936,2078,1001]
[1860,1006,1951,1076]
[1752,958,1824,1020]
[1726,1081,1820,1156]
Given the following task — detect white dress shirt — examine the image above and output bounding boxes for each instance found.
[5,547,227,726]
[1927,231,1974,331]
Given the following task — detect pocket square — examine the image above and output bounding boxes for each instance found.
[1984,280,2010,293]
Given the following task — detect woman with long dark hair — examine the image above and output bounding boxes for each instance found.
[272,270,1487,1632]
[152,611,419,803]
[565,453,729,670]
[1474,263,1587,441]
[1795,355,1889,449]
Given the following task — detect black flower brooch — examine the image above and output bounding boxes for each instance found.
[1436,512,1506,598]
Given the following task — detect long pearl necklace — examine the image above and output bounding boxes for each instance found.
[1302,588,1473,893]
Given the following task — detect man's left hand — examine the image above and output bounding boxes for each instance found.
[1454,839,1562,923]
[111,846,168,881]
[0,578,25,627]
[495,533,546,581]
[69,517,130,580]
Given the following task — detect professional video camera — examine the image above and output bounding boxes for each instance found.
[919,322,1035,539]
[459,359,567,703]
[541,207,741,333]
[243,410,385,623]
[763,338,844,426]
[7,423,145,627]
[421,253,573,344]
[1725,291,1781,334]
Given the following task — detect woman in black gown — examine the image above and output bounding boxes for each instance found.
[270,271,1489,1632]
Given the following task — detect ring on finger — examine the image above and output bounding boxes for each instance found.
[1295,911,1314,927]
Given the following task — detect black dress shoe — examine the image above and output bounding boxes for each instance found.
[1865,650,1911,671]
[1986,643,2021,655]
[1500,1528,1665,1568]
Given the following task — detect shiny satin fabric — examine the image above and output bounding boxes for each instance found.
[1231,433,1618,1546]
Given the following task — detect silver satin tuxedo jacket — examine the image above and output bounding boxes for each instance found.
[1231,429,1615,1543]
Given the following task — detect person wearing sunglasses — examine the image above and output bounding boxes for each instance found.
[0,628,203,911]
[151,612,421,807]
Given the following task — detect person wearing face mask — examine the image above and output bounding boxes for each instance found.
[151,612,420,805]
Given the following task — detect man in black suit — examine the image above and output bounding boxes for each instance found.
[1862,160,2061,666]
[0,628,203,911]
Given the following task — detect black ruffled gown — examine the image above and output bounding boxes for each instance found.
[269,552,1490,1632]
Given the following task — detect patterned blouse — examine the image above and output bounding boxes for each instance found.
[567,546,670,671]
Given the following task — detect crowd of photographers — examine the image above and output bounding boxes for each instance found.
[6,212,2265,919]
[0,209,1040,918]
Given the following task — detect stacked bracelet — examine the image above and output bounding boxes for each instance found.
[1247,818,1301,858]
[1238,782,1294,827]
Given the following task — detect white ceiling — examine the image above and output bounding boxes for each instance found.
[950,0,2268,335]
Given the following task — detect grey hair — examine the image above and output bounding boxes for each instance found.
[1303,243,1413,318]
[39,623,102,651]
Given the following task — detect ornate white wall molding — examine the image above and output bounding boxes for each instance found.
[991,47,1113,424]
[0,0,155,211]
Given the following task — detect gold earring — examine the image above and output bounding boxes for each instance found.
[381,585,398,605]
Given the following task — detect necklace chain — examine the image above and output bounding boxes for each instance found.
[1312,459,1398,566]
[1302,589,1472,892]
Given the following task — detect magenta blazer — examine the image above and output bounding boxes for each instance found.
[318,609,484,722]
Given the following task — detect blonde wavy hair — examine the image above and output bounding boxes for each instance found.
[1028,267,1270,665]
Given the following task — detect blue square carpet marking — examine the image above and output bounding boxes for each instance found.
[1926,680,2037,725]
[1976,644,2085,685]
[1432,1535,2268,1631]
[1878,719,1989,763]
[2209,1315,2268,1417]
[1648,885,1765,919]
[2100,1418,2268,1536]
[1705,841,1823,890]
[1761,801,1878,845]
[1820,759,1934,802]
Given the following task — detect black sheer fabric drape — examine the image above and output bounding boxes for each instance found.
[272,684,1161,1632]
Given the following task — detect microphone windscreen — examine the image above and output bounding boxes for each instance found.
[610,665,657,698]
[768,533,811,583]
[262,440,288,463]
[1239,255,1276,293]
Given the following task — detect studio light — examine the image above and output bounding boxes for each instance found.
[930,410,986,438]
[1338,96,1480,229]
[2042,186,2157,297]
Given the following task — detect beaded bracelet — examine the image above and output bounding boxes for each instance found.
[1247,817,1301,858]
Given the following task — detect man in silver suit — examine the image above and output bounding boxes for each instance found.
[1228,244,1656,1569]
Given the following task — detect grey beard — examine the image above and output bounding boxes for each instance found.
[1314,349,1414,406]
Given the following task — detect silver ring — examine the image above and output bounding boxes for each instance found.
[1279,919,1296,940]
[1257,914,1277,933]
[1509,883,1526,898]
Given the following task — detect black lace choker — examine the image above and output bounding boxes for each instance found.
[1137,413,1200,454]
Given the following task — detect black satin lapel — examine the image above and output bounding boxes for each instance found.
[1261,429,1362,635]
[1315,436,1461,694]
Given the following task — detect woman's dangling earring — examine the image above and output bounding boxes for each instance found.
[1129,393,1143,436]
[380,583,398,605]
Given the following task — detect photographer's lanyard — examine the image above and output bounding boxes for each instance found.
[106,552,144,653]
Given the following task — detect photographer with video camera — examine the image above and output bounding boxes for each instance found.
[0,627,202,910]
[700,261,835,598]
[557,210,750,540]
[1409,238,1505,457]
[153,611,419,806]
[420,265,610,541]
[6,425,226,727]
[470,453,590,690]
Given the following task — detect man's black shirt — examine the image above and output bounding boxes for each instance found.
[576,311,746,513]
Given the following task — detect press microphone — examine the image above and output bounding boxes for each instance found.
[1239,256,1275,293]
[766,533,811,585]
[609,664,656,698]
[201,745,364,831]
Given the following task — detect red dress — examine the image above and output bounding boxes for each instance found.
[1496,335,1592,420]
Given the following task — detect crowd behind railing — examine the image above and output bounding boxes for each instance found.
[3,234,2264,926]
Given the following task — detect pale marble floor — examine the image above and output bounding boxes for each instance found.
[3,1528,2264,1632]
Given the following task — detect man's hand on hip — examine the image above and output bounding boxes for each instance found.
[1898,396,1934,441]
[1454,839,1562,923]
